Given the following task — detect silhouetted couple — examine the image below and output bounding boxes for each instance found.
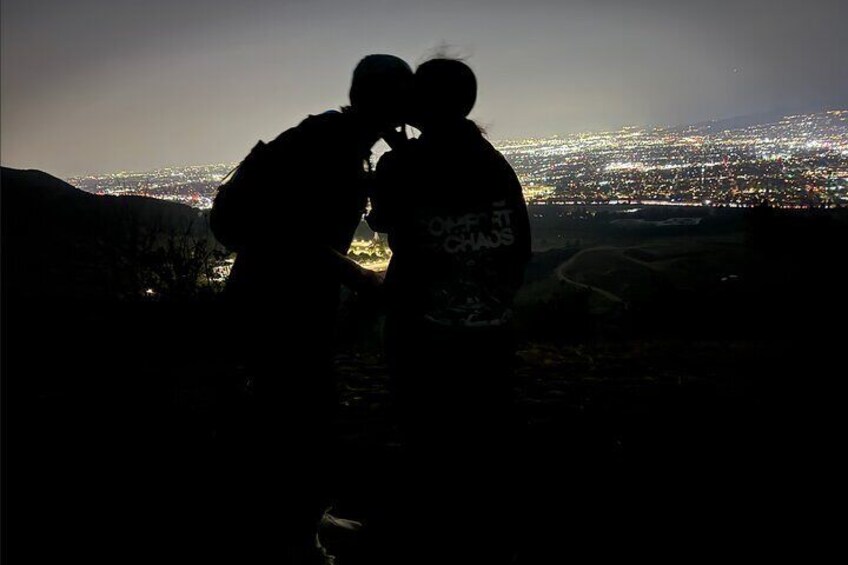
[212,54,531,564]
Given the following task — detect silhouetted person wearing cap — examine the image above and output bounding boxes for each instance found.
[211,54,412,564]
[367,58,532,565]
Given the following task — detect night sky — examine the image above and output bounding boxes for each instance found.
[1,0,846,176]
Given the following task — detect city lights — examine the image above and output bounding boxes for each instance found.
[68,110,848,213]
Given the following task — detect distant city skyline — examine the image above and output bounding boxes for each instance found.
[66,110,848,210]
[41,108,848,177]
[2,0,847,177]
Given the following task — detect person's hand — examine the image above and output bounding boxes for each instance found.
[355,268,384,296]
[381,125,408,150]
[352,268,385,313]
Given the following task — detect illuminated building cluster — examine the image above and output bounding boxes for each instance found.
[348,235,391,270]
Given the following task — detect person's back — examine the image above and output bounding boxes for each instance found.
[224,109,373,333]
[371,118,530,330]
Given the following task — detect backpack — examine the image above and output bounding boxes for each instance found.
[209,140,279,252]
[210,112,345,252]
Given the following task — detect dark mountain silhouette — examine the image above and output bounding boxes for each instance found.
[1,166,218,300]
[669,105,841,134]
[670,108,793,133]
[3,168,232,562]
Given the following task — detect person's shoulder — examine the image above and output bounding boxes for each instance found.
[297,109,356,138]
[298,109,344,127]
[476,139,523,193]
[479,138,515,172]
[473,134,503,159]
[272,109,344,139]
[264,110,346,157]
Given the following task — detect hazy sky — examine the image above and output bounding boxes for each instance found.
[1,0,846,176]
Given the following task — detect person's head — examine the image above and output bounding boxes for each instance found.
[410,58,477,130]
[349,54,413,132]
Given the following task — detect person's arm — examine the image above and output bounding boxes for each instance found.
[381,125,408,152]
[318,246,383,294]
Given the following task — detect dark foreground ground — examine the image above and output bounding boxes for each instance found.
[8,203,847,562]
[13,314,842,563]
